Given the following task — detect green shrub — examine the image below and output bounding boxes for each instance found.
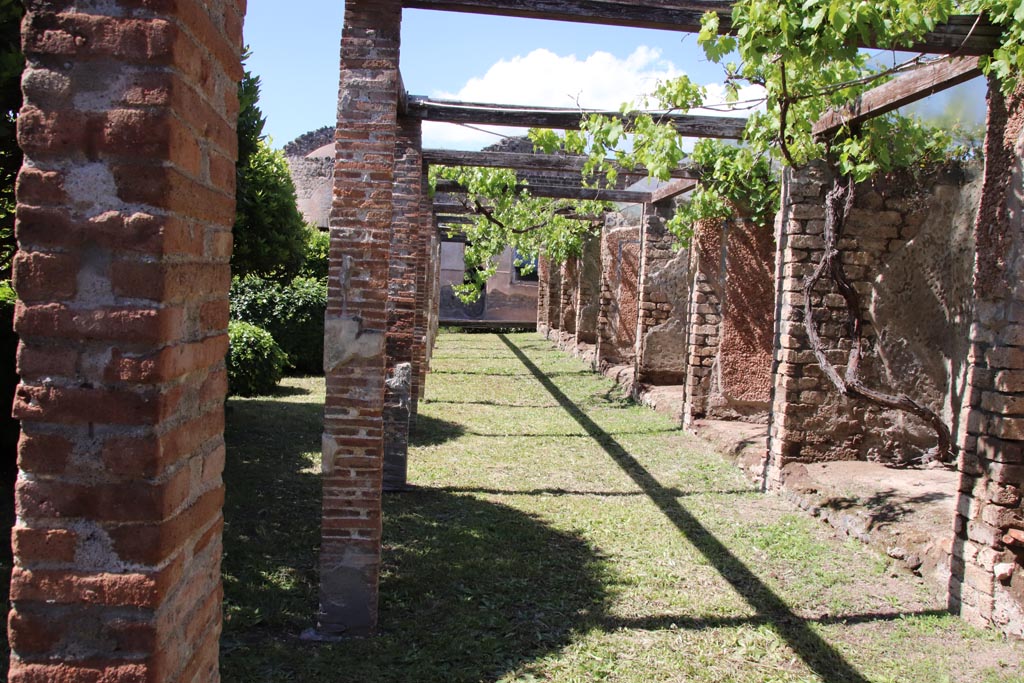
[230,275,327,373]
[300,226,329,280]
[227,320,287,397]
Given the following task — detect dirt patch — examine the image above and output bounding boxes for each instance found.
[691,419,958,592]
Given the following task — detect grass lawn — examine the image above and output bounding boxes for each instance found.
[221,331,1024,682]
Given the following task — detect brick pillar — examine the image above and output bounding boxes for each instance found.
[950,81,1024,636]
[383,117,423,491]
[319,0,401,637]
[9,1,243,680]
[410,157,432,416]
[536,255,551,336]
[576,234,602,345]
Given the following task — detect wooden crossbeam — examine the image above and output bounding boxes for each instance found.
[401,1,1000,55]
[423,148,700,179]
[433,179,652,203]
[650,178,698,204]
[813,56,983,138]
[407,98,747,139]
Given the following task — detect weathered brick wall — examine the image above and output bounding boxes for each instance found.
[597,215,640,368]
[575,234,601,346]
[636,203,689,386]
[537,255,561,339]
[559,256,578,339]
[951,81,1024,637]
[9,0,244,680]
[412,159,433,412]
[319,0,401,636]
[286,152,333,229]
[768,162,980,476]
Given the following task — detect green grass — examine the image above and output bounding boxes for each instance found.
[221,332,1024,682]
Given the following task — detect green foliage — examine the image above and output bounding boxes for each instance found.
[233,52,306,280]
[430,165,611,302]
[969,0,1024,93]
[233,139,307,280]
[226,320,287,397]
[299,227,330,280]
[0,1,24,279]
[230,275,327,374]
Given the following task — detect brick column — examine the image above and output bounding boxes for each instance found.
[558,257,578,343]
[319,0,401,637]
[411,157,432,416]
[9,1,243,681]
[383,117,423,491]
[950,82,1024,636]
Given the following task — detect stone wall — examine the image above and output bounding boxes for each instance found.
[636,204,690,386]
[287,150,333,229]
[576,235,602,346]
[598,213,641,368]
[767,162,980,474]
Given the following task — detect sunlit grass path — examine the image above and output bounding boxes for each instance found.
[221,332,1024,683]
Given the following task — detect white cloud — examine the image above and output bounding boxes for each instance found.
[422,46,765,150]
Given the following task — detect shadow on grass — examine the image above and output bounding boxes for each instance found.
[497,334,875,683]
[409,414,467,447]
[222,391,609,683]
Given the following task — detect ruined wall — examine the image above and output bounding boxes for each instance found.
[768,162,980,473]
[559,257,578,339]
[287,145,334,229]
[636,204,690,386]
[598,213,641,367]
[576,234,602,346]
[438,243,537,324]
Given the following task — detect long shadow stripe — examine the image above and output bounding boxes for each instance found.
[498,334,872,683]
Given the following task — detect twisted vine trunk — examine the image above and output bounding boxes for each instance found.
[802,172,953,465]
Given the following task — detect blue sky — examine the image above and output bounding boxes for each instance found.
[242,2,986,152]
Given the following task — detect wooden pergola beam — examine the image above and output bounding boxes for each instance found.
[401,1,1000,56]
[407,98,748,139]
[650,178,698,204]
[813,56,983,138]
[433,178,654,203]
[423,148,700,179]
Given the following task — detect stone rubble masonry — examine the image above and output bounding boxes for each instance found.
[635,203,688,387]
[950,81,1024,637]
[319,0,401,637]
[598,213,641,369]
[537,255,561,339]
[383,117,423,491]
[558,256,578,341]
[9,0,244,681]
[575,234,602,347]
[411,156,433,414]
[767,160,979,480]
[683,213,775,425]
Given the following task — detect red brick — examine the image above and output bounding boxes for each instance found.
[107,335,228,384]
[16,464,192,523]
[12,383,165,426]
[12,251,79,302]
[110,261,229,304]
[11,527,78,565]
[16,167,66,205]
[15,302,185,345]
[17,344,79,380]
[22,13,177,64]
[8,661,152,683]
[17,431,74,476]
[101,408,224,478]
[108,486,224,565]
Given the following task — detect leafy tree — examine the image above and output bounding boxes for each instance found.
[431,165,612,302]
[232,54,306,280]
